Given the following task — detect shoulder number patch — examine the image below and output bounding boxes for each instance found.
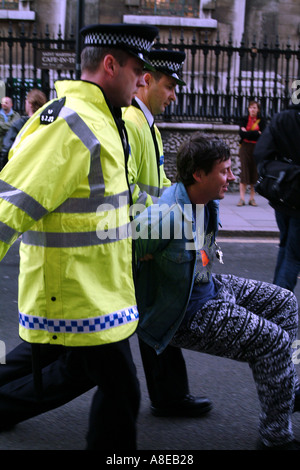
[40,97,66,125]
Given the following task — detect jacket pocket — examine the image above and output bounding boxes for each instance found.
[160,242,194,264]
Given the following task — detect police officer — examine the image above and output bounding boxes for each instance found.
[0,23,158,450]
[123,50,212,417]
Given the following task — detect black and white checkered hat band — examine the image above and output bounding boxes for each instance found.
[84,32,154,54]
[151,59,183,73]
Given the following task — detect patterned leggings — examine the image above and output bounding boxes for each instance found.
[170,274,299,447]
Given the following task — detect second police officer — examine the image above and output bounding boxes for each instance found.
[123,49,212,417]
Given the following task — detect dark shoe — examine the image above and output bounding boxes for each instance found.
[257,439,300,450]
[150,394,212,418]
[249,199,257,206]
[237,199,245,207]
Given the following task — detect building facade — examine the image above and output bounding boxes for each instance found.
[0,1,299,45]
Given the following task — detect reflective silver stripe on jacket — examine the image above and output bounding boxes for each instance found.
[134,190,149,206]
[22,223,131,247]
[21,106,132,247]
[54,190,131,213]
[19,306,139,334]
[53,107,130,213]
[138,182,163,198]
[0,221,21,244]
[0,180,48,220]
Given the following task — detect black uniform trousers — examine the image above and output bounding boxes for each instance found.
[0,339,140,450]
[0,336,190,417]
[138,339,189,405]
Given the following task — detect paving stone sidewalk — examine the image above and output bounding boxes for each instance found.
[219,192,279,237]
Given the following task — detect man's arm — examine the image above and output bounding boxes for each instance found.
[0,112,20,136]
[133,202,176,260]
[0,121,11,137]
[1,118,27,166]
[254,123,277,171]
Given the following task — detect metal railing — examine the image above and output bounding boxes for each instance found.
[154,30,300,122]
[0,23,299,122]
[0,23,75,113]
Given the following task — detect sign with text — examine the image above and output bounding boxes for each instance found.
[37,50,76,71]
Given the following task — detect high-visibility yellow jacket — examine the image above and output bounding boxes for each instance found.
[0,80,138,347]
[123,100,171,207]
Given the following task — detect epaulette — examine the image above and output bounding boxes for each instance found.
[40,97,66,125]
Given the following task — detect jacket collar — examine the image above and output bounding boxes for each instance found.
[175,182,206,222]
[174,182,191,207]
[172,182,219,231]
[133,97,154,127]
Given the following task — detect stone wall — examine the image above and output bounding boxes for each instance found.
[158,123,241,191]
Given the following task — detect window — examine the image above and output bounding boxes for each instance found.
[1,0,19,9]
[140,0,199,18]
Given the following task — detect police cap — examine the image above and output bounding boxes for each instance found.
[149,49,186,86]
[81,23,159,70]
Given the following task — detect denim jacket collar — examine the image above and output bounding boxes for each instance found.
[174,182,194,222]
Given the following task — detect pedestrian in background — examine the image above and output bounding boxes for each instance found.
[237,100,265,206]
[0,89,47,169]
[254,99,300,292]
[124,49,212,418]
[0,97,20,159]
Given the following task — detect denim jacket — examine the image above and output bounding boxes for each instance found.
[134,182,219,354]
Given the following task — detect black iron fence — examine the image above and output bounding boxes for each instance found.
[0,23,76,113]
[1,23,299,122]
[154,30,300,123]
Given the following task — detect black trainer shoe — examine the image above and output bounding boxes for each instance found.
[257,439,300,450]
[150,394,212,417]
